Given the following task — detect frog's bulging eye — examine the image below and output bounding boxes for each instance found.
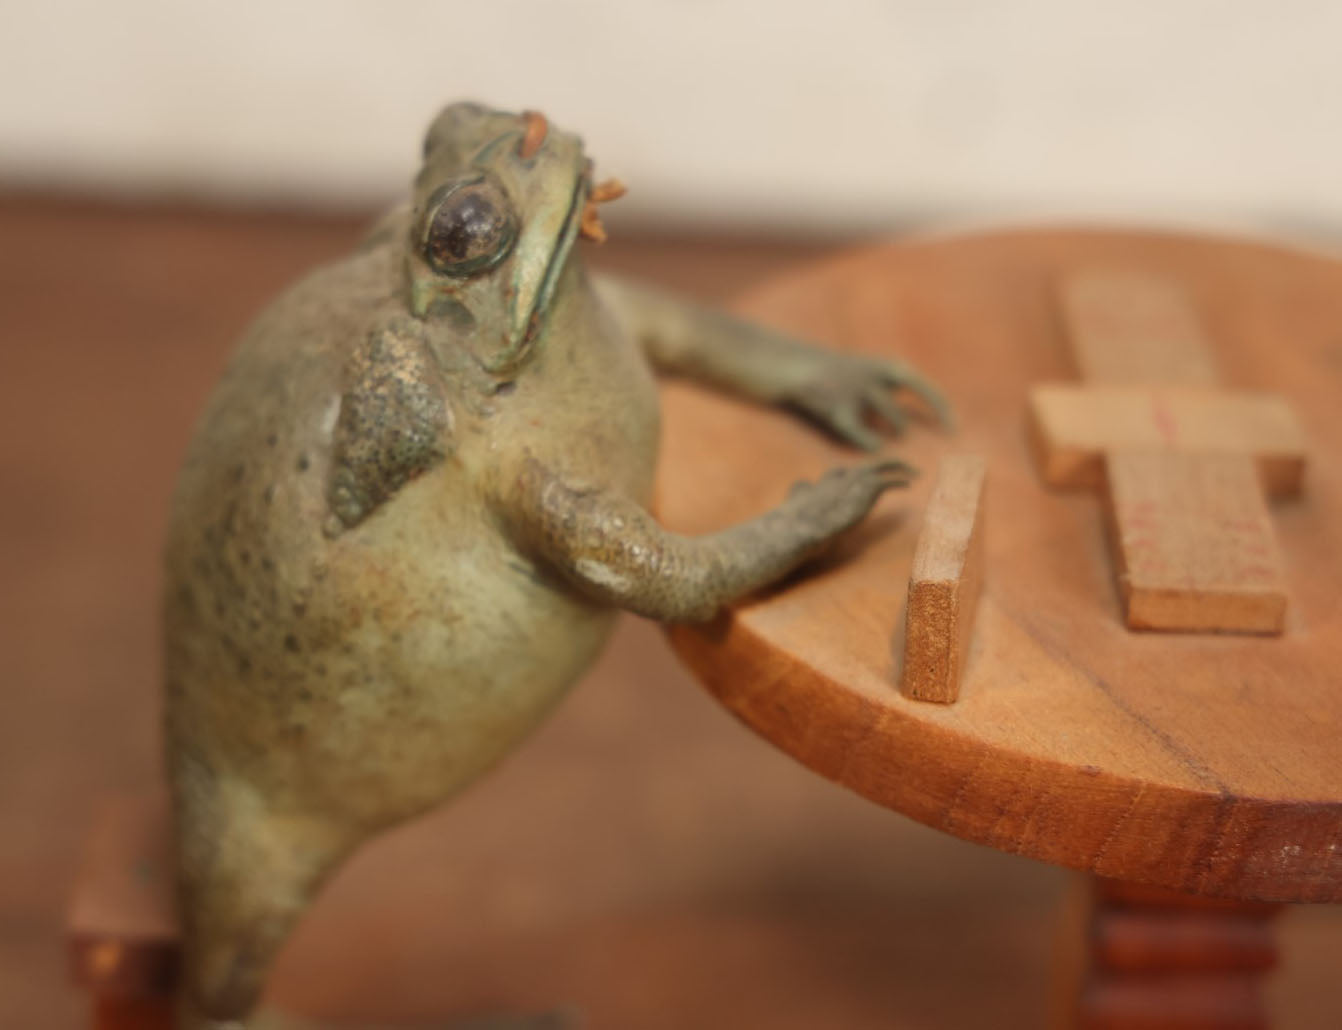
[421,178,517,277]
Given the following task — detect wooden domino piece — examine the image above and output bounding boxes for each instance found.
[901,454,986,704]
[1057,271,1221,386]
[1028,384,1308,496]
[1038,268,1307,635]
[1105,450,1287,634]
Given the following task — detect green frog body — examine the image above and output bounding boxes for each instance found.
[165,101,948,1027]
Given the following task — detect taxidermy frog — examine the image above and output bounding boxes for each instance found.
[165,101,950,1028]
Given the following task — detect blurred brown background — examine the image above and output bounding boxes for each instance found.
[4,2,1342,1027]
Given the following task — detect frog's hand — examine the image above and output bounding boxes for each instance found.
[497,454,913,622]
[594,273,953,449]
[327,320,452,532]
[782,351,955,450]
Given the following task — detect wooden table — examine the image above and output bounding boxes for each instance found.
[657,228,1342,1028]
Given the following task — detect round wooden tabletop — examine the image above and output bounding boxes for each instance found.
[656,228,1342,904]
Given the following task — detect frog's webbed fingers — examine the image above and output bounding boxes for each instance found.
[807,396,883,452]
[788,371,920,450]
[497,455,912,622]
[862,385,912,436]
[880,356,955,430]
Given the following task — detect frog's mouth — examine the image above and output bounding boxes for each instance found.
[497,162,626,376]
[490,173,586,377]
[524,176,586,343]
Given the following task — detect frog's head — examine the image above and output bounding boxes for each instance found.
[405,101,622,378]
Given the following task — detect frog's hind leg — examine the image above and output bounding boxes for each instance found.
[172,776,355,1029]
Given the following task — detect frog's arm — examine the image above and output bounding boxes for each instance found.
[496,453,911,622]
[593,273,952,450]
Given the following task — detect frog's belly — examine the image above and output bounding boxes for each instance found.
[307,558,616,826]
[169,494,618,829]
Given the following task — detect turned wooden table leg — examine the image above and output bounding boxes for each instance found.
[88,996,175,1030]
[1071,877,1282,1030]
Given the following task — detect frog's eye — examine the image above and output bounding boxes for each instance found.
[421,177,517,277]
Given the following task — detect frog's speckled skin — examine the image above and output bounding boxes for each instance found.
[165,102,946,1028]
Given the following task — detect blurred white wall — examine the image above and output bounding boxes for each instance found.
[1,0,1340,236]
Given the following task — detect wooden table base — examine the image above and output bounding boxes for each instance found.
[1072,878,1282,1030]
[89,997,175,1030]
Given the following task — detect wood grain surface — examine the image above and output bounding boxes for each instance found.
[660,228,1342,903]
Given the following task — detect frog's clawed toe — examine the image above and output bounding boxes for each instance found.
[878,357,955,432]
[872,457,918,481]
[788,354,954,451]
[785,459,918,542]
